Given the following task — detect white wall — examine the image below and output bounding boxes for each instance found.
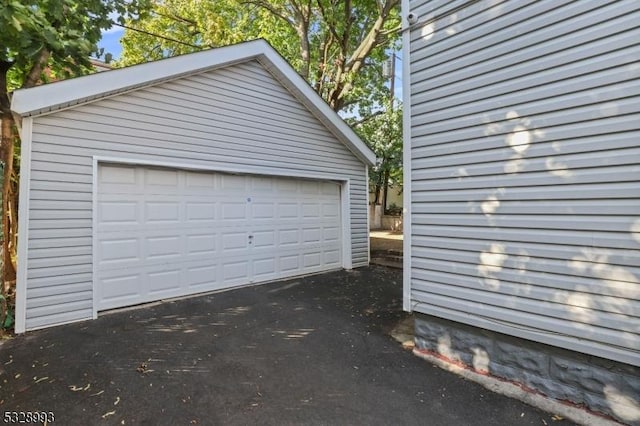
[406,0,640,366]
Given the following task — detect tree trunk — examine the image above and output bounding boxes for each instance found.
[382,168,390,213]
[373,182,381,205]
[1,114,16,285]
[10,173,18,255]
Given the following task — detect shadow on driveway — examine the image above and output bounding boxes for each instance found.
[0,266,573,425]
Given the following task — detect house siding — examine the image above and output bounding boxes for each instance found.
[25,60,368,330]
[407,0,640,368]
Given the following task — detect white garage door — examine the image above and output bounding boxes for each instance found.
[96,164,342,311]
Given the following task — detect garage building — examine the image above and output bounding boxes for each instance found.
[11,39,375,332]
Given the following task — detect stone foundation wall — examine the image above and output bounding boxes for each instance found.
[414,314,640,425]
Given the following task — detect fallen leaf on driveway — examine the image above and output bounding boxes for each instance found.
[102,410,116,419]
[137,361,154,374]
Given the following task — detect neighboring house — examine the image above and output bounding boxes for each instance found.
[402,0,639,423]
[89,58,113,72]
[11,39,375,333]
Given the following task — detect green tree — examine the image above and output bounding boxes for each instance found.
[0,0,151,330]
[119,0,400,113]
[351,102,402,209]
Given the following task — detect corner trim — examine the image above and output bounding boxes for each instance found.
[365,164,371,264]
[15,117,33,333]
[91,157,99,319]
[401,0,413,312]
[341,179,353,270]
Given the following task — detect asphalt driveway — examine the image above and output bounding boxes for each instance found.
[0,266,574,425]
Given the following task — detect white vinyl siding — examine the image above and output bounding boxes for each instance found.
[407,0,640,366]
[25,60,368,330]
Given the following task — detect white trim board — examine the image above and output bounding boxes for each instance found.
[93,156,349,183]
[15,117,33,334]
[401,0,413,312]
[365,164,371,264]
[91,156,99,320]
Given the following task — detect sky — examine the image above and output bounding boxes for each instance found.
[97,26,125,61]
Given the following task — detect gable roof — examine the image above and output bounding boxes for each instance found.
[11,39,376,166]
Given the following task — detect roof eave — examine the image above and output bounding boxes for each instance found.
[11,39,376,166]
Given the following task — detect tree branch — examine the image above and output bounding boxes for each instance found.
[0,61,13,115]
[243,0,295,26]
[23,48,51,89]
[350,109,384,126]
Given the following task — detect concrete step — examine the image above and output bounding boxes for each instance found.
[370,247,403,269]
[372,254,403,263]
[371,249,403,258]
[370,257,402,269]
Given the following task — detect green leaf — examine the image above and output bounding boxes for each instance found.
[3,310,13,329]
[11,15,22,31]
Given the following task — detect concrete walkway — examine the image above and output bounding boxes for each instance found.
[370,230,403,268]
[0,267,573,425]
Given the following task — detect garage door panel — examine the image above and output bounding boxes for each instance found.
[324,227,340,242]
[186,234,217,255]
[323,202,340,218]
[222,232,250,251]
[301,180,321,194]
[280,255,301,273]
[147,269,182,294]
[185,172,217,190]
[276,179,298,193]
[220,175,247,190]
[324,250,341,265]
[303,253,322,268]
[251,176,274,191]
[253,258,277,280]
[321,181,339,195]
[302,203,321,218]
[278,229,300,246]
[252,202,275,218]
[222,202,248,220]
[99,201,139,225]
[185,202,216,221]
[278,203,299,218]
[303,228,322,243]
[252,230,276,248]
[99,273,142,309]
[97,165,342,311]
[144,201,180,223]
[99,238,140,264]
[146,235,182,259]
[186,264,217,288]
[145,168,179,188]
[223,260,251,281]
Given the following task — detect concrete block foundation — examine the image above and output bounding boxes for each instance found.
[414,314,640,425]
